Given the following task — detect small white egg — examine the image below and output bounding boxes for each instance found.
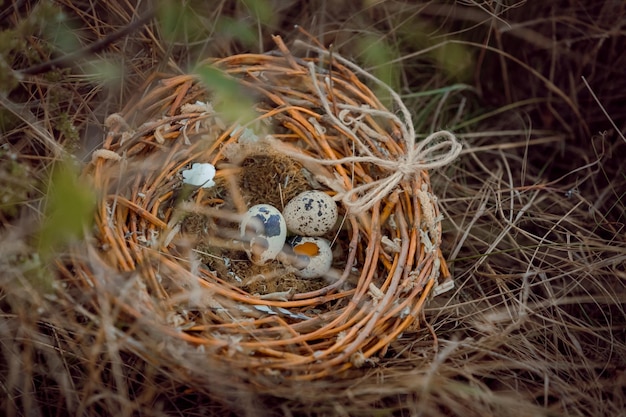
[240,204,287,265]
[283,190,338,236]
[282,236,333,278]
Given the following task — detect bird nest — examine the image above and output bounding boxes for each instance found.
[69,36,460,381]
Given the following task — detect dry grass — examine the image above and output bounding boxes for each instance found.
[1,1,625,416]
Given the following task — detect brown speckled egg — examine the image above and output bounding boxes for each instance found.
[282,191,338,236]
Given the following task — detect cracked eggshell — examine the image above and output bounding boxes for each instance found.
[182,163,216,188]
[283,190,338,236]
[240,204,287,265]
[285,236,333,278]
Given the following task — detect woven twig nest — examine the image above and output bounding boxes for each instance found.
[75,36,459,382]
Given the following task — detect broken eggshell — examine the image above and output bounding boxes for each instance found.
[240,204,287,265]
[281,236,333,278]
[182,163,216,188]
[282,190,338,236]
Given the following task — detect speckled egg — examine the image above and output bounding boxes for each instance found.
[282,190,338,236]
[239,204,287,265]
[283,236,333,278]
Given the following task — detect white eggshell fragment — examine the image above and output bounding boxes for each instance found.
[284,236,333,278]
[182,163,216,188]
[240,204,287,265]
[283,190,338,236]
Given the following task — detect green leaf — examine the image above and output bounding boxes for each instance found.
[357,35,400,109]
[38,158,95,256]
[396,17,474,83]
[216,16,259,48]
[44,10,81,56]
[157,0,209,43]
[240,0,273,25]
[195,65,257,125]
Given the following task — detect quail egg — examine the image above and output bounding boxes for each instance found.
[240,204,287,265]
[282,190,338,236]
[282,236,333,278]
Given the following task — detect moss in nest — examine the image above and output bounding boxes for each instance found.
[190,230,329,296]
[197,244,242,282]
[238,262,327,296]
[181,212,212,236]
[180,209,245,280]
[239,152,310,209]
[181,212,238,257]
[169,175,229,214]
[197,176,230,205]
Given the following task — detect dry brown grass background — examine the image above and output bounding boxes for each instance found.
[1,1,625,416]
